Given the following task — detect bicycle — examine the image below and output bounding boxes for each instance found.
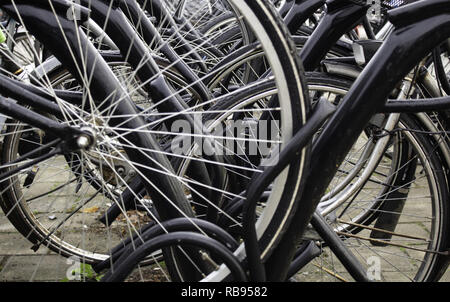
[0,0,310,282]
[99,0,450,282]
[0,0,448,284]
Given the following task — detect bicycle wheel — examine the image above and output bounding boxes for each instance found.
[0,3,192,267]
[0,0,310,282]
[105,0,311,281]
[293,73,449,282]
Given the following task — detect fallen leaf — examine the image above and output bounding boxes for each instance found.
[81,206,100,214]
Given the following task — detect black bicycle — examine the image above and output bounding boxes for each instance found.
[0,0,311,282]
[99,0,450,282]
[0,0,448,283]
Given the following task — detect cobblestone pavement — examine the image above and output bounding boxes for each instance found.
[0,160,449,282]
[0,212,448,282]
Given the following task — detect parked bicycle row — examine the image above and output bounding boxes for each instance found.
[0,0,448,282]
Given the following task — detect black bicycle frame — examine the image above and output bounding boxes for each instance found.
[262,0,450,281]
[283,0,326,35]
[299,0,369,70]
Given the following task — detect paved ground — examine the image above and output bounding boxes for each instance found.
[1,211,448,282]
[0,159,448,282]
[0,222,69,282]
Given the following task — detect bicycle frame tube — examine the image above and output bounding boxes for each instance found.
[0,95,82,140]
[283,0,326,34]
[278,0,295,17]
[299,0,369,70]
[265,1,450,281]
[0,74,69,118]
